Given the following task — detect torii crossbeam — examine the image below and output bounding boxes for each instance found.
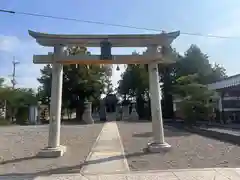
[29,30,180,157]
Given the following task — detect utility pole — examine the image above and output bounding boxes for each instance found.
[7,57,20,122]
[11,56,20,89]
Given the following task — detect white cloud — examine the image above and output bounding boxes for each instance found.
[0,35,50,89]
[0,35,20,52]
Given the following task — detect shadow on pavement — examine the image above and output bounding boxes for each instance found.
[167,122,240,146]
[132,126,191,138]
[0,156,39,165]
[0,151,152,177]
[120,120,151,123]
[61,118,105,125]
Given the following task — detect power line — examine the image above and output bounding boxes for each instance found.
[0,8,239,39]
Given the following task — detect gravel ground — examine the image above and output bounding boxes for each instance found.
[0,124,103,176]
[117,121,240,171]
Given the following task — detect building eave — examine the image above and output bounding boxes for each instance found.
[208,74,240,90]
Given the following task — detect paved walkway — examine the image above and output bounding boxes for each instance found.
[80,121,130,174]
[89,168,240,179]
[206,127,240,136]
[2,168,240,179]
[1,122,240,179]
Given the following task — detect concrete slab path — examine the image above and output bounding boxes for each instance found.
[85,168,240,179]
[80,121,130,175]
[2,168,240,179]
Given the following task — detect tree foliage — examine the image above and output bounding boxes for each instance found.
[173,74,217,125]
[0,78,37,124]
[173,45,227,84]
[37,64,52,104]
[117,44,227,120]
[37,46,112,121]
[118,64,148,98]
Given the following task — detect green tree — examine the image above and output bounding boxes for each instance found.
[161,45,227,119]
[117,45,227,120]
[0,78,6,120]
[174,45,212,81]
[7,88,37,124]
[37,64,52,105]
[0,78,37,125]
[118,64,149,98]
[174,45,227,84]
[105,78,114,95]
[117,48,180,119]
[117,63,149,118]
[207,63,227,82]
[38,46,112,121]
[159,49,182,118]
[173,74,217,125]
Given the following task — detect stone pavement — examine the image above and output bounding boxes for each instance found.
[80,121,130,174]
[85,168,240,179]
[1,122,240,179]
[2,168,240,179]
[206,127,240,136]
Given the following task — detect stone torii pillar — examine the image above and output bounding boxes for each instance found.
[147,45,171,152]
[37,45,66,157]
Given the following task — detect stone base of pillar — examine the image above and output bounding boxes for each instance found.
[37,145,66,158]
[122,105,130,121]
[147,142,171,153]
[130,108,139,121]
[82,102,94,124]
[122,116,129,121]
[82,114,94,124]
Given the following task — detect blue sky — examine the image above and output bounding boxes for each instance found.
[0,0,240,90]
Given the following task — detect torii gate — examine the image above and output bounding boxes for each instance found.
[29,30,180,157]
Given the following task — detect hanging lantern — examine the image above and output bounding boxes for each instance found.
[144,64,148,72]
[116,65,120,71]
[100,39,112,60]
